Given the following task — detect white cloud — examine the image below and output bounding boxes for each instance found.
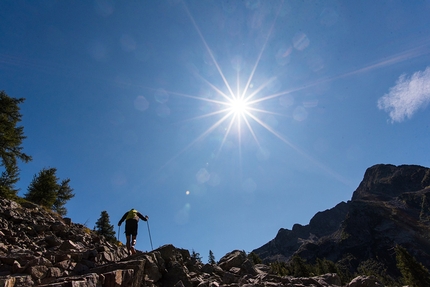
[377,66,430,123]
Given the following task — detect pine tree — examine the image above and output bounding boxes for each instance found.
[208,250,216,264]
[191,250,202,264]
[0,91,32,198]
[25,167,74,215]
[395,245,430,287]
[25,168,59,208]
[248,252,262,264]
[290,254,310,277]
[0,165,20,199]
[317,258,340,275]
[95,211,116,243]
[270,261,289,276]
[53,179,74,216]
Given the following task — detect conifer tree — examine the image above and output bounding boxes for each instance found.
[0,165,20,199]
[53,179,74,216]
[191,250,202,264]
[248,252,262,264]
[25,167,74,215]
[208,250,216,264]
[95,211,116,243]
[25,168,59,208]
[0,91,32,198]
[395,244,430,287]
[290,254,310,277]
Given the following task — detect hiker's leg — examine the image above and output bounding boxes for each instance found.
[130,235,137,254]
[126,235,131,254]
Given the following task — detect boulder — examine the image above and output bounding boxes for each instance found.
[347,275,384,287]
[218,250,247,271]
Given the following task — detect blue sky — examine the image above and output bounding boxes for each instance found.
[2,0,430,261]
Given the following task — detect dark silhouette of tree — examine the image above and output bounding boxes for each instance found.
[270,261,289,276]
[191,250,202,264]
[0,91,32,198]
[25,168,59,208]
[315,258,338,275]
[248,252,262,264]
[0,165,19,199]
[53,179,74,216]
[95,210,116,243]
[25,167,74,215]
[208,250,216,264]
[395,245,430,287]
[290,254,310,277]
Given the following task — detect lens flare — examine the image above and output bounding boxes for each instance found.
[229,97,250,116]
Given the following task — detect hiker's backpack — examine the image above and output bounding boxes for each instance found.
[126,209,139,221]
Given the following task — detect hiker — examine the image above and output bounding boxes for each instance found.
[118,208,149,255]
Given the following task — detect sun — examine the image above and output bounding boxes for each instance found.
[228,97,250,117]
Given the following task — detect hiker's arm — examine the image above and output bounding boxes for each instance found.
[118,213,127,226]
[137,212,148,221]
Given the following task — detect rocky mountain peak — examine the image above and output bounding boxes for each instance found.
[253,164,430,281]
[352,164,430,201]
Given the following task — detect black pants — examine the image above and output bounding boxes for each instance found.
[125,219,138,236]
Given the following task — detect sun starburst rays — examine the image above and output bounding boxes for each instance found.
[153,1,353,186]
[168,1,289,160]
[177,72,283,157]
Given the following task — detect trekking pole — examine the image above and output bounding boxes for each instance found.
[117,225,120,242]
[146,220,154,251]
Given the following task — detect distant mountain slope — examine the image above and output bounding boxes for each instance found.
[252,164,430,277]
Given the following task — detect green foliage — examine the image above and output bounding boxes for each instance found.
[25,168,59,208]
[0,91,32,198]
[290,254,310,277]
[315,258,338,275]
[24,167,74,215]
[395,245,430,287]
[53,179,74,216]
[248,252,262,264]
[270,261,289,276]
[270,256,352,285]
[95,210,116,243]
[333,253,355,284]
[269,255,310,277]
[208,250,216,264]
[268,250,430,286]
[191,250,202,264]
[356,259,396,286]
[0,165,19,199]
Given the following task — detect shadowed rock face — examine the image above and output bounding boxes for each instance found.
[352,164,430,201]
[253,164,430,277]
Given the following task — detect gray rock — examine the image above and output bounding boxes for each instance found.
[218,250,247,271]
[347,275,384,287]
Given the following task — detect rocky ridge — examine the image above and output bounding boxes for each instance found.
[1,196,382,286]
[253,164,430,279]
